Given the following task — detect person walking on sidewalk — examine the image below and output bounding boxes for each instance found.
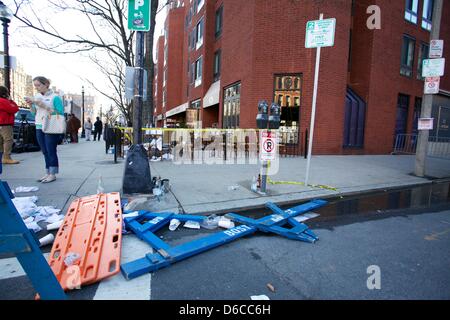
[0,86,20,165]
[67,113,81,143]
[84,117,93,141]
[25,76,65,183]
[93,116,103,141]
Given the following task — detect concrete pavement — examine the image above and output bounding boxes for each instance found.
[2,139,449,215]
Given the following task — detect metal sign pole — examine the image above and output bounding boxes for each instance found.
[305,13,323,186]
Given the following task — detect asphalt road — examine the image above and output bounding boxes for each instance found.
[1,203,449,300]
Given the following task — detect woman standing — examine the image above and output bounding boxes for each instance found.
[25,76,64,183]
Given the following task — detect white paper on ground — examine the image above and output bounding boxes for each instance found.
[293,213,320,223]
[11,196,39,218]
[25,221,42,233]
[14,186,39,193]
[45,214,63,224]
[250,295,270,300]
[184,220,201,229]
[169,219,181,231]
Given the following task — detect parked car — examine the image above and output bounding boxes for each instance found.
[12,108,40,153]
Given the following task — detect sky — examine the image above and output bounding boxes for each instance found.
[4,0,167,114]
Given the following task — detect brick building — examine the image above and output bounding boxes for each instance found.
[154,0,450,155]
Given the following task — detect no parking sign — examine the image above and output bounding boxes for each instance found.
[424,77,440,94]
[260,130,277,161]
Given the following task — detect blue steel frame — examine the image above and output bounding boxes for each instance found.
[0,180,66,300]
[121,199,327,280]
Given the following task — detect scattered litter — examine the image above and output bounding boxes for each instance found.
[39,234,55,247]
[123,211,140,219]
[150,156,162,162]
[11,196,38,218]
[64,252,81,267]
[15,186,39,193]
[218,217,235,229]
[251,176,258,192]
[37,206,61,216]
[23,217,34,224]
[293,212,320,223]
[25,221,42,233]
[184,220,201,229]
[45,214,63,224]
[161,179,170,193]
[227,185,240,191]
[169,219,181,231]
[266,283,275,292]
[124,197,152,211]
[251,295,270,300]
[47,220,63,231]
[200,214,220,230]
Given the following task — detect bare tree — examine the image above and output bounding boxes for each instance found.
[11,0,163,126]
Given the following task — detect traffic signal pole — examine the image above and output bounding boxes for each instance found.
[414,0,443,177]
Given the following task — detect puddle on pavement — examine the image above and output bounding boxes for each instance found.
[240,181,450,223]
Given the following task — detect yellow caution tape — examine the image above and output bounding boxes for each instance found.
[267,177,338,191]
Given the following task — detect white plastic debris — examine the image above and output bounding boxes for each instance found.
[14,186,39,193]
[250,295,270,300]
[227,185,240,191]
[47,220,63,231]
[97,175,105,194]
[39,234,55,247]
[184,220,201,229]
[293,213,320,223]
[169,219,181,231]
[25,221,42,233]
[218,217,235,229]
[122,211,140,219]
[11,196,38,218]
[45,214,63,224]
[64,252,81,267]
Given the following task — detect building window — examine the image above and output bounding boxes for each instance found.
[196,17,204,49]
[215,5,223,38]
[422,0,434,31]
[195,56,202,87]
[190,62,195,84]
[400,35,415,77]
[213,50,221,81]
[223,82,241,129]
[274,74,302,144]
[404,0,418,24]
[197,0,204,13]
[417,43,429,80]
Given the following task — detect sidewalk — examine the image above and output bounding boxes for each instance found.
[2,139,450,215]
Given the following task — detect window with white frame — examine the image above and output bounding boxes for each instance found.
[197,0,204,13]
[196,18,204,49]
[404,0,418,24]
[195,56,202,87]
[400,35,415,77]
[422,0,434,31]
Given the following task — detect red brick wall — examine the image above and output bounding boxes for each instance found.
[155,36,164,125]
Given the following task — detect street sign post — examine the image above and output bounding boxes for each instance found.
[304,14,336,186]
[418,118,434,130]
[424,77,440,94]
[305,18,336,48]
[128,0,151,31]
[422,58,445,77]
[429,40,444,58]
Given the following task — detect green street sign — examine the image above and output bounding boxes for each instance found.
[128,0,151,31]
[305,18,336,48]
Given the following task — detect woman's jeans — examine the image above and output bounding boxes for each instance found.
[36,129,59,174]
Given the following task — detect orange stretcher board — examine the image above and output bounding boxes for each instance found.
[48,193,123,290]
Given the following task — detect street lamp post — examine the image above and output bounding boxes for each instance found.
[0,1,13,93]
[81,86,85,138]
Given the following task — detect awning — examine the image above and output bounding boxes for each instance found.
[203,80,220,108]
[166,102,188,117]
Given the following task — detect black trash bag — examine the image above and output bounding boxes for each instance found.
[122,144,153,194]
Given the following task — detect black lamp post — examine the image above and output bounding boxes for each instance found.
[81,86,85,138]
[0,1,13,92]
